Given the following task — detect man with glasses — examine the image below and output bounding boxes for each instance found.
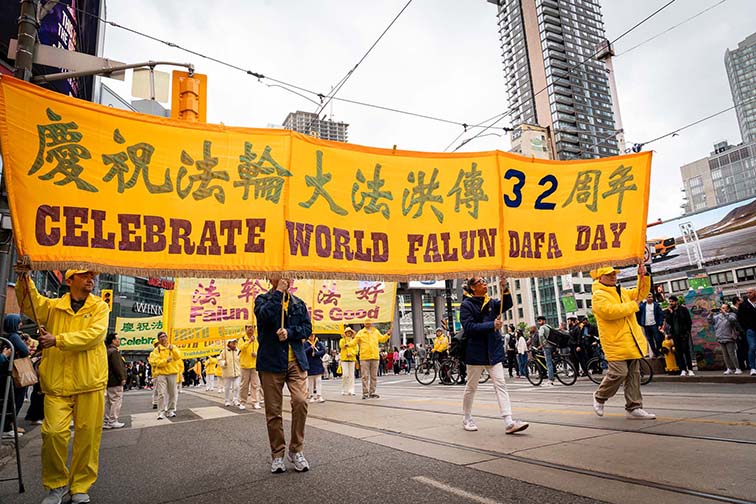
[460,275,529,434]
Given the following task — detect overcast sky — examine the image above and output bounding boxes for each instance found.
[99,0,756,222]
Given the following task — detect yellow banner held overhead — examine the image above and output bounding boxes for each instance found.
[0,76,651,278]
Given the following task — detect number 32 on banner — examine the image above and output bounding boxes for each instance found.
[502,169,558,210]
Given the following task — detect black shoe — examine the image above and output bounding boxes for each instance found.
[362,395,369,399]
[152,404,157,409]
[369,394,380,398]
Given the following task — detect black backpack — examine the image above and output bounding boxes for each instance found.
[545,325,570,348]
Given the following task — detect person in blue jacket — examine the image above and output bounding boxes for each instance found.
[459,275,529,435]
[2,313,30,438]
[255,276,312,474]
[636,293,664,358]
[304,334,326,403]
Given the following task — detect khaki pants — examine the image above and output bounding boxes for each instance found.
[594,359,643,411]
[42,390,104,494]
[104,385,124,424]
[260,361,308,458]
[360,359,379,396]
[156,374,177,414]
[239,367,262,405]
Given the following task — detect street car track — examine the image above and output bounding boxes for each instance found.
[309,407,755,504]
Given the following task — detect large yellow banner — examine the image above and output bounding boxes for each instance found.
[168,277,396,343]
[0,76,651,278]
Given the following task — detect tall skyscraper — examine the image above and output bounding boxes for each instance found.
[486,0,621,160]
[282,110,349,143]
[725,32,756,144]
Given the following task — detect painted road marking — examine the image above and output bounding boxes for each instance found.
[413,476,501,504]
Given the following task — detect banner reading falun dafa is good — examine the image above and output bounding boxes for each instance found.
[0,76,651,279]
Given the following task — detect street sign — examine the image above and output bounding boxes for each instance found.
[644,244,654,265]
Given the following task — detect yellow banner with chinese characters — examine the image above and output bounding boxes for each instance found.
[168,277,396,343]
[0,76,651,278]
[115,314,226,357]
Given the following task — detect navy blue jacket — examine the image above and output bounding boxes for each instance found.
[636,301,664,329]
[254,289,312,373]
[460,292,513,366]
[304,339,326,376]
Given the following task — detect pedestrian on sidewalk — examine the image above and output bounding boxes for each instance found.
[590,265,656,420]
[219,339,241,407]
[1,313,29,438]
[15,267,109,504]
[148,331,182,420]
[730,296,749,371]
[516,329,529,379]
[536,316,556,386]
[661,334,679,374]
[736,288,756,376]
[205,356,217,391]
[339,328,358,395]
[255,276,312,474]
[637,293,664,358]
[305,334,326,403]
[709,304,742,375]
[460,275,528,434]
[239,324,262,409]
[103,333,127,429]
[664,297,695,376]
[356,321,392,399]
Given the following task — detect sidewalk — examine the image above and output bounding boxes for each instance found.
[653,369,756,383]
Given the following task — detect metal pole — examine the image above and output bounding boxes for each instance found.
[445,279,455,338]
[13,0,39,81]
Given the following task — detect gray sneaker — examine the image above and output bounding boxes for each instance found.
[287,451,310,472]
[71,493,91,503]
[41,486,69,504]
[271,457,286,473]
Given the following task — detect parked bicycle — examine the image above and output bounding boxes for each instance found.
[415,356,489,385]
[585,344,653,385]
[526,348,577,386]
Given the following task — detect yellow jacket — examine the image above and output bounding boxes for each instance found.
[205,357,217,374]
[239,336,259,369]
[219,346,241,378]
[591,275,650,361]
[148,344,182,376]
[339,336,358,361]
[193,361,202,375]
[15,278,108,396]
[355,327,390,360]
[176,359,185,382]
[214,357,223,377]
[433,334,449,353]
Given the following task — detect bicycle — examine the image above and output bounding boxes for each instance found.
[526,348,577,386]
[414,356,487,385]
[585,345,653,385]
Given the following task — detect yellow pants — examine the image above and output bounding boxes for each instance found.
[42,390,105,493]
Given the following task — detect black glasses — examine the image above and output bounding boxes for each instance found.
[470,278,487,286]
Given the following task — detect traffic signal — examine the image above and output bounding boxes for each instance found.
[171,70,207,122]
[101,289,113,311]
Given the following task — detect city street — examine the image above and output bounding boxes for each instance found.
[2,373,755,504]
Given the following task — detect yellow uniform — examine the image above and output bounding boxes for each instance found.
[662,338,679,372]
[433,334,449,353]
[355,327,390,360]
[16,278,109,494]
[239,336,259,369]
[339,336,358,362]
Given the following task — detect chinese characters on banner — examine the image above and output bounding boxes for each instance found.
[0,76,651,279]
[168,278,396,344]
[114,315,226,357]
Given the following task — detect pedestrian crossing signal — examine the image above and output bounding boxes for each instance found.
[101,289,113,311]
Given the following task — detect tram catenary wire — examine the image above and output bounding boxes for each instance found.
[306,410,755,504]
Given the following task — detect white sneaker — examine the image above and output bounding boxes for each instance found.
[724,369,732,375]
[751,369,756,376]
[680,370,687,376]
[271,457,286,473]
[41,486,69,504]
[253,402,262,409]
[238,404,246,410]
[547,381,555,386]
[308,397,316,403]
[626,408,656,420]
[71,493,91,504]
[225,402,231,407]
[505,420,529,434]
[734,369,743,375]
[167,411,176,418]
[592,393,604,417]
[687,370,695,376]
[462,418,478,431]
[2,430,22,439]
[317,396,325,403]
[157,413,165,420]
[287,451,310,472]
[102,423,113,430]
[110,421,125,429]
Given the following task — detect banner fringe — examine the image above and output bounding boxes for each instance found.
[28,256,644,281]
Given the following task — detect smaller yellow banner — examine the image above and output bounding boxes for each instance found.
[115,315,163,351]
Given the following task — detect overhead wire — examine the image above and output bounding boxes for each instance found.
[315,0,414,117]
[65,2,494,132]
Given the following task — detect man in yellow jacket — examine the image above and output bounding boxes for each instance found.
[15,267,109,504]
[148,331,182,420]
[239,324,262,410]
[590,265,656,420]
[355,321,392,399]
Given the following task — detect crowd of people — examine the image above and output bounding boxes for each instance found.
[4,265,756,504]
